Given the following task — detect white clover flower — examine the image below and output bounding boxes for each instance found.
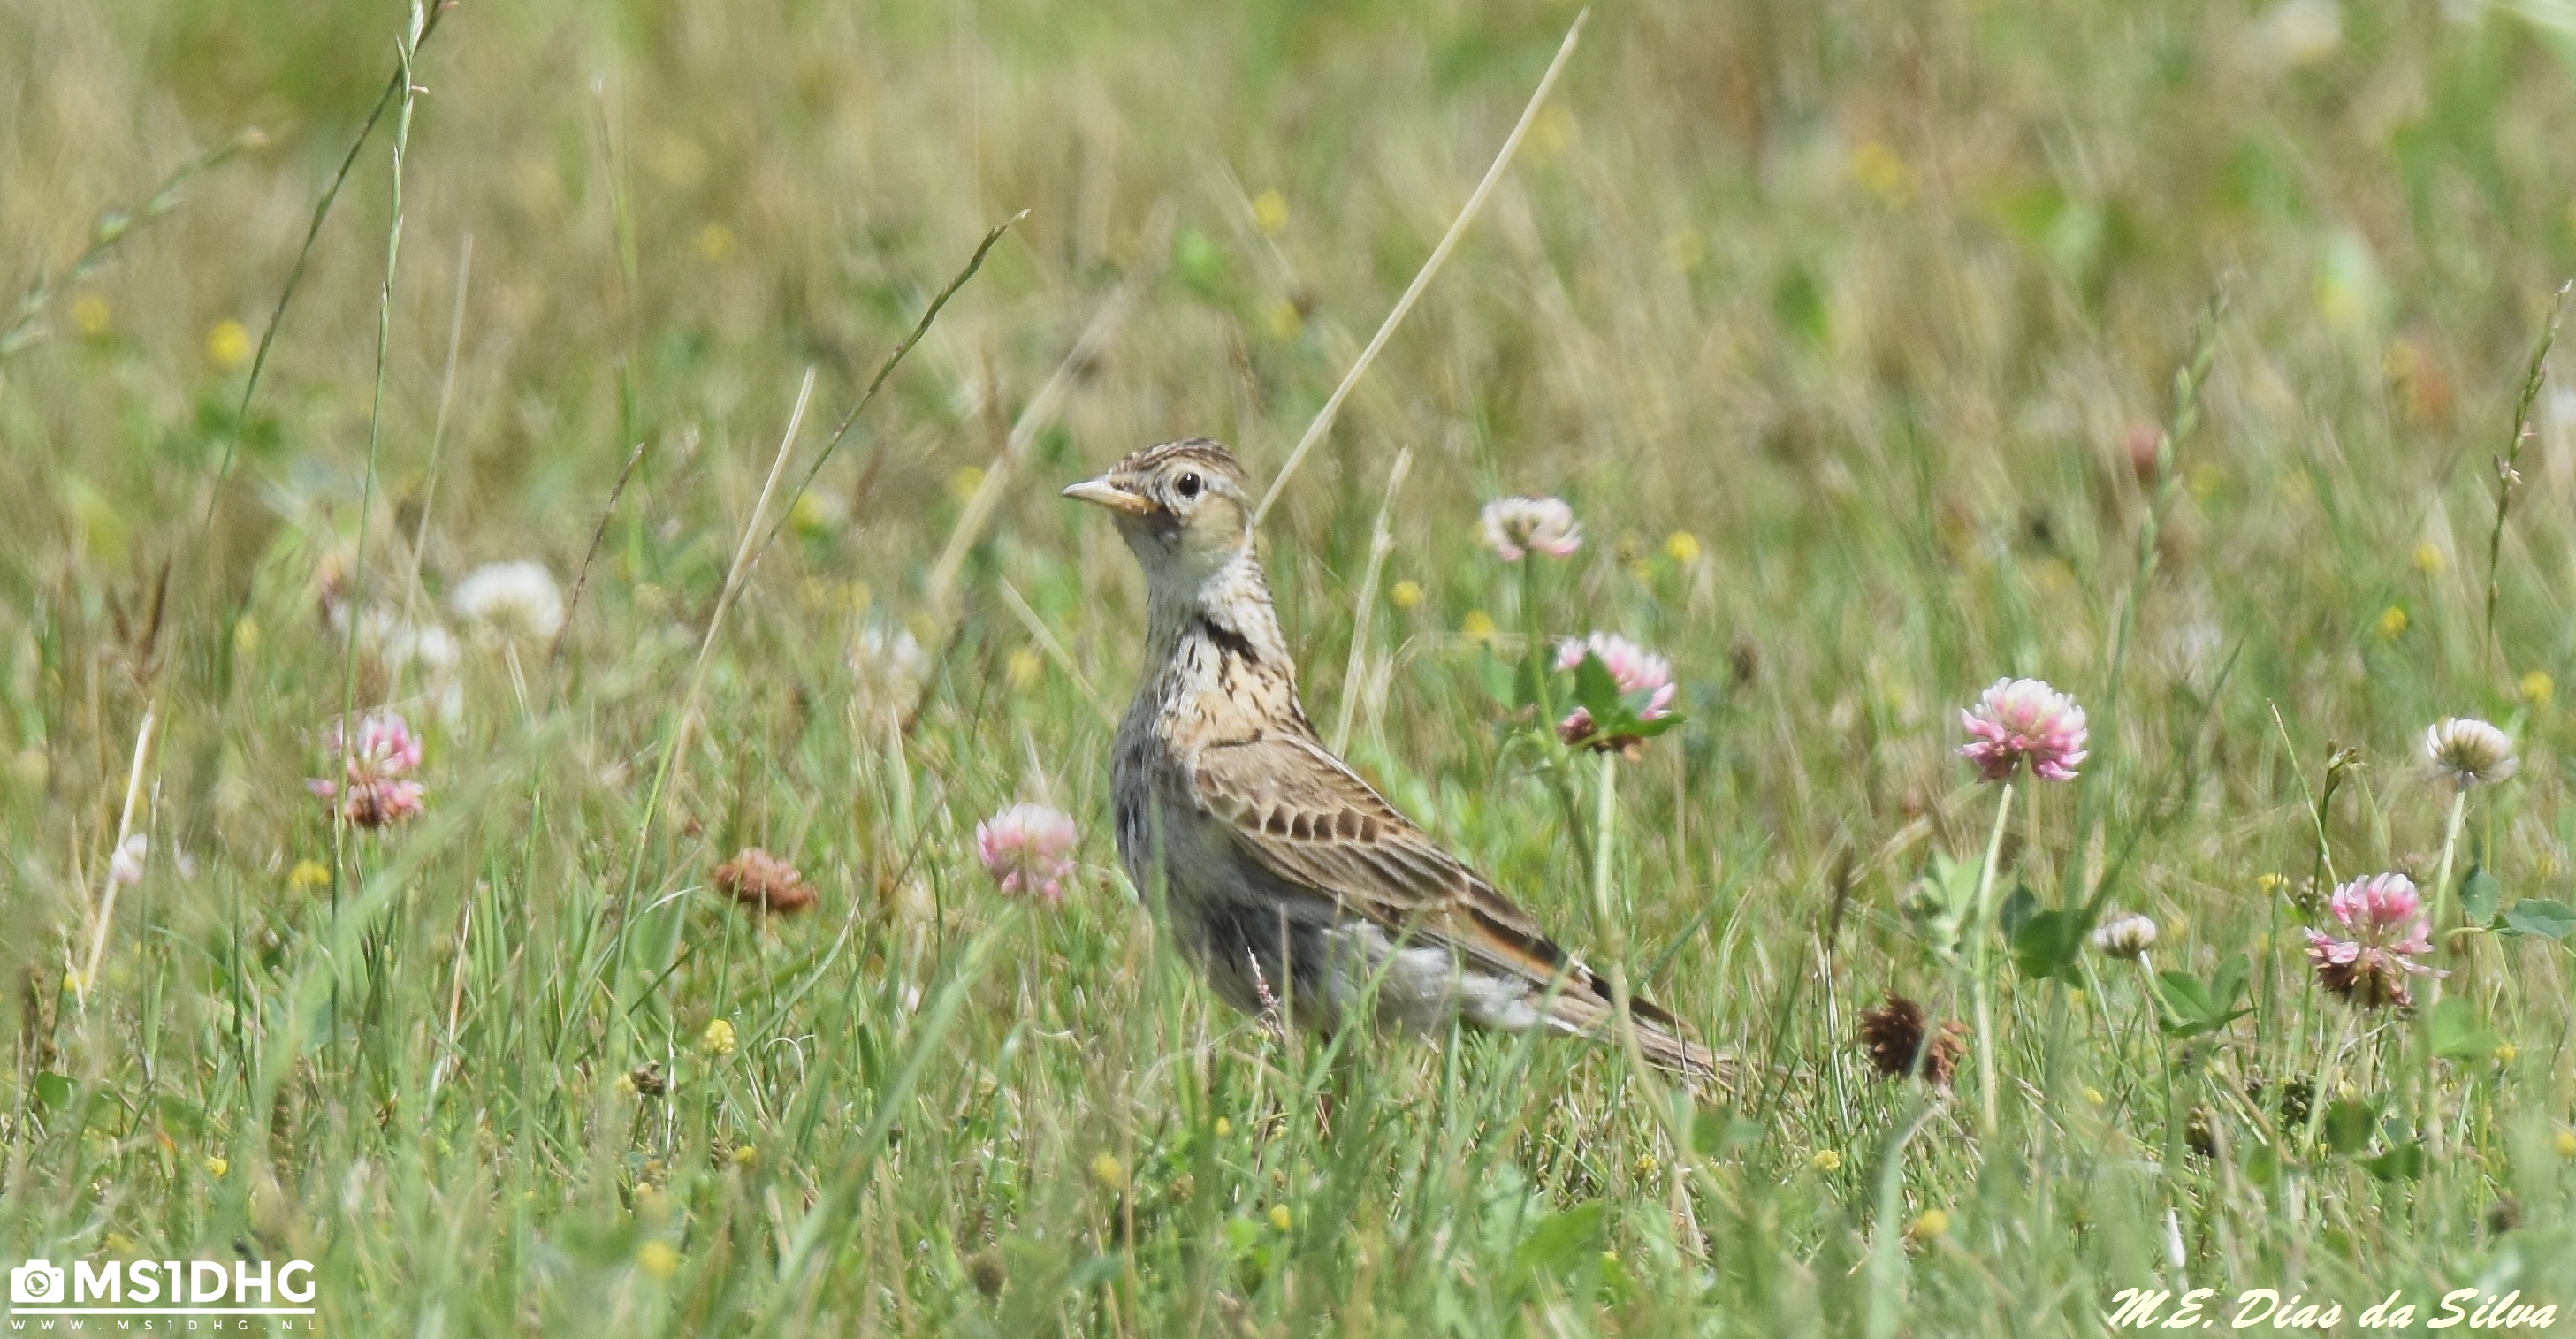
[1479,496,1581,561]
[397,621,460,676]
[2425,718,2517,789]
[329,606,464,722]
[2090,911,2158,961]
[850,623,931,727]
[2256,0,2341,69]
[109,833,148,888]
[451,561,566,645]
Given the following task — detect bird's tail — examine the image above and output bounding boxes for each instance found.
[1544,984,1729,1086]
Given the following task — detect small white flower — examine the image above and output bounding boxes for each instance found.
[109,833,148,888]
[2256,0,2341,69]
[398,621,461,675]
[1479,496,1581,561]
[2426,717,2517,788]
[2090,910,2158,961]
[327,608,461,722]
[849,623,930,727]
[451,561,566,644]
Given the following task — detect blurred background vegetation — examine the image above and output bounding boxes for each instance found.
[10,0,2576,1331]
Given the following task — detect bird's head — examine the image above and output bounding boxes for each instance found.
[1062,437,1256,590]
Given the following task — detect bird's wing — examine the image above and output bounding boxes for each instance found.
[1186,727,1720,1077]
[1185,727,1689,1026]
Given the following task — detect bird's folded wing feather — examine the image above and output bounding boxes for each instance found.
[1186,728,1592,994]
[1188,727,1717,1077]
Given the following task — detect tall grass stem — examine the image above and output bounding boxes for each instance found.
[1330,447,1410,753]
[75,704,157,1010]
[1254,10,1588,523]
[1969,780,2016,1137]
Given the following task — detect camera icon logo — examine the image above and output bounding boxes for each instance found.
[10,1259,65,1305]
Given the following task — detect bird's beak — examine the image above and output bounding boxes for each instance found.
[1061,475,1153,516]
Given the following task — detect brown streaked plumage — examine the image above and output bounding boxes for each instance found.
[1064,437,1721,1079]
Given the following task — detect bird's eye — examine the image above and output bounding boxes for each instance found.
[1175,472,1202,499]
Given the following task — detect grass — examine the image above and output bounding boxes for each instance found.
[10,0,2576,1332]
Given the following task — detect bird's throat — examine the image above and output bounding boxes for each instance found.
[1137,545,1299,722]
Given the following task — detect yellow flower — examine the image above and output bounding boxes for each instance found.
[732,1145,758,1167]
[1848,141,1915,206]
[288,859,331,890]
[948,467,987,506]
[1268,1205,1293,1231]
[2256,872,2285,894]
[1460,610,1497,642]
[2495,1044,2519,1066]
[2557,1130,2576,1159]
[1909,1208,1949,1240]
[1631,1152,1659,1180]
[204,319,251,370]
[72,295,111,337]
[2523,671,2554,706]
[1091,1152,1127,1191]
[103,1232,136,1255]
[1252,189,1290,235]
[701,1017,736,1057]
[2083,1087,2106,1106]
[636,1242,680,1280]
[789,490,843,536]
[2375,605,2408,641]
[1264,300,1303,341]
[1664,531,1702,564]
[232,618,262,656]
[1213,1117,1232,1137]
[1661,228,1706,274]
[1388,580,1423,610]
[2412,541,2445,574]
[204,1156,228,1179]
[1007,648,1045,688]
[1809,1149,1841,1173]
[696,223,736,263]
[614,1072,638,1098]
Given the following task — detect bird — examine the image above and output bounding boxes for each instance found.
[1062,437,1719,1078]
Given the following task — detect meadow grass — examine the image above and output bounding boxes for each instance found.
[10,0,2576,1332]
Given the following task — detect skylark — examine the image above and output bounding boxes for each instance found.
[1064,438,1719,1077]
